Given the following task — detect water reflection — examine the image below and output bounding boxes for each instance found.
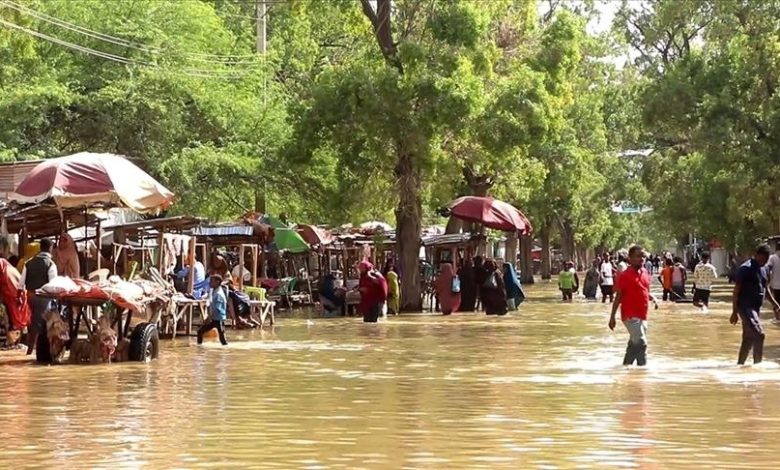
[1,282,780,468]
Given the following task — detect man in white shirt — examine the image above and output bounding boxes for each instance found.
[231,263,252,284]
[766,243,780,319]
[600,253,616,303]
[692,252,718,311]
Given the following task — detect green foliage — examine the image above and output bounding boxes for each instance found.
[6,0,776,260]
[621,0,780,250]
[428,2,490,48]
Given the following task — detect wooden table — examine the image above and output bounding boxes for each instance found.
[343,290,361,316]
[249,300,276,327]
[170,298,208,338]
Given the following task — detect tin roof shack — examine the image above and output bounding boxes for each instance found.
[0,160,42,200]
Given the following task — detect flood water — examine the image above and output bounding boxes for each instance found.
[2,281,780,468]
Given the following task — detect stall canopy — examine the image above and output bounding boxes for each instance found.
[447,196,533,235]
[256,214,309,253]
[11,152,174,213]
[297,224,332,247]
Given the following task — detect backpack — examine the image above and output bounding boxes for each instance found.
[228,288,251,318]
[451,276,461,293]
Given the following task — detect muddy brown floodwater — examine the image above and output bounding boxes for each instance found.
[2,280,780,469]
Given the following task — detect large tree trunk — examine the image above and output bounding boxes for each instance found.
[396,150,423,312]
[519,234,535,284]
[462,165,494,247]
[576,245,588,271]
[505,231,518,266]
[559,218,575,267]
[540,221,551,280]
[444,216,462,234]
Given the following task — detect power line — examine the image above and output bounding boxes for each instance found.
[0,0,261,62]
[0,17,251,79]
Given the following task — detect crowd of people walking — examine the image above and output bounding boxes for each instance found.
[434,256,526,316]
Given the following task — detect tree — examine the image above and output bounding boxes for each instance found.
[620,0,780,252]
[288,0,508,310]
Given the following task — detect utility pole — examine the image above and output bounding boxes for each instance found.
[254,0,267,215]
[256,0,266,56]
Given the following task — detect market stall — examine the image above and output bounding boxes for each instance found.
[5,152,175,363]
[35,271,174,363]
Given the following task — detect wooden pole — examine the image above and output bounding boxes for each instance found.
[157,228,165,273]
[115,228,127,276]
[239,246,245,289]
[251,244,258,287]
[187,235,196,293]
[139,228,145,270]
[19,224,27,267]
[96,218,102,270]
[83,205,89,277]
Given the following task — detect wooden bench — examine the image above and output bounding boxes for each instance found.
[168,298,208,338]
[249,300,276,327]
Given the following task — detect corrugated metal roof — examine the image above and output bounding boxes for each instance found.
[0,160,43,198]
[193,225,254,237]
[421,233,475,246]
[110,215,204,231]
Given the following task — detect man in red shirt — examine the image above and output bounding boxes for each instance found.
[609,245,658,366]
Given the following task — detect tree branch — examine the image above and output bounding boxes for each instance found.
[360,0,403,73]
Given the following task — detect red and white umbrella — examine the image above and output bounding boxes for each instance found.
[448,196,532,235]
[12,152,174,213]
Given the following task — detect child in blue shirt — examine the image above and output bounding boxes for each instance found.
[197,275,228,346]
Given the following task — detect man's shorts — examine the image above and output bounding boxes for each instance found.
[693,288,711,306]
[601,285,613,296]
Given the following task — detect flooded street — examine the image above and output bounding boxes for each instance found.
[3,282,780,469]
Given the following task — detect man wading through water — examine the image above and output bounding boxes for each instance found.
[730,244,780,365]
[608,245,658,366]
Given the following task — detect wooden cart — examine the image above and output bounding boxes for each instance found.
[36,294,164,363]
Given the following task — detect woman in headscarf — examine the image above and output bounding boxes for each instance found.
[210,253,232,281]
[357,260,388,323]
[458,258,477,312]
[583,259,600,300]
[480,259,507,315]
[320,272,344,316]
[53,233,80,278]
[434,263,461,315]
[386,268,400,315]
[502,262,525,310]
[0,254,30,346]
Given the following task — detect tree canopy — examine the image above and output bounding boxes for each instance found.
[2,0,778,300]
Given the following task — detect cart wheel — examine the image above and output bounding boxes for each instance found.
[129,323,160,362]
[35,324,52,364]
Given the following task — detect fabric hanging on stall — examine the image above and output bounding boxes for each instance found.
[180,235,191,261]
[0,258,30,330]
[53,234,80,278]
[162,234,178,275]
[171,235,183,256]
